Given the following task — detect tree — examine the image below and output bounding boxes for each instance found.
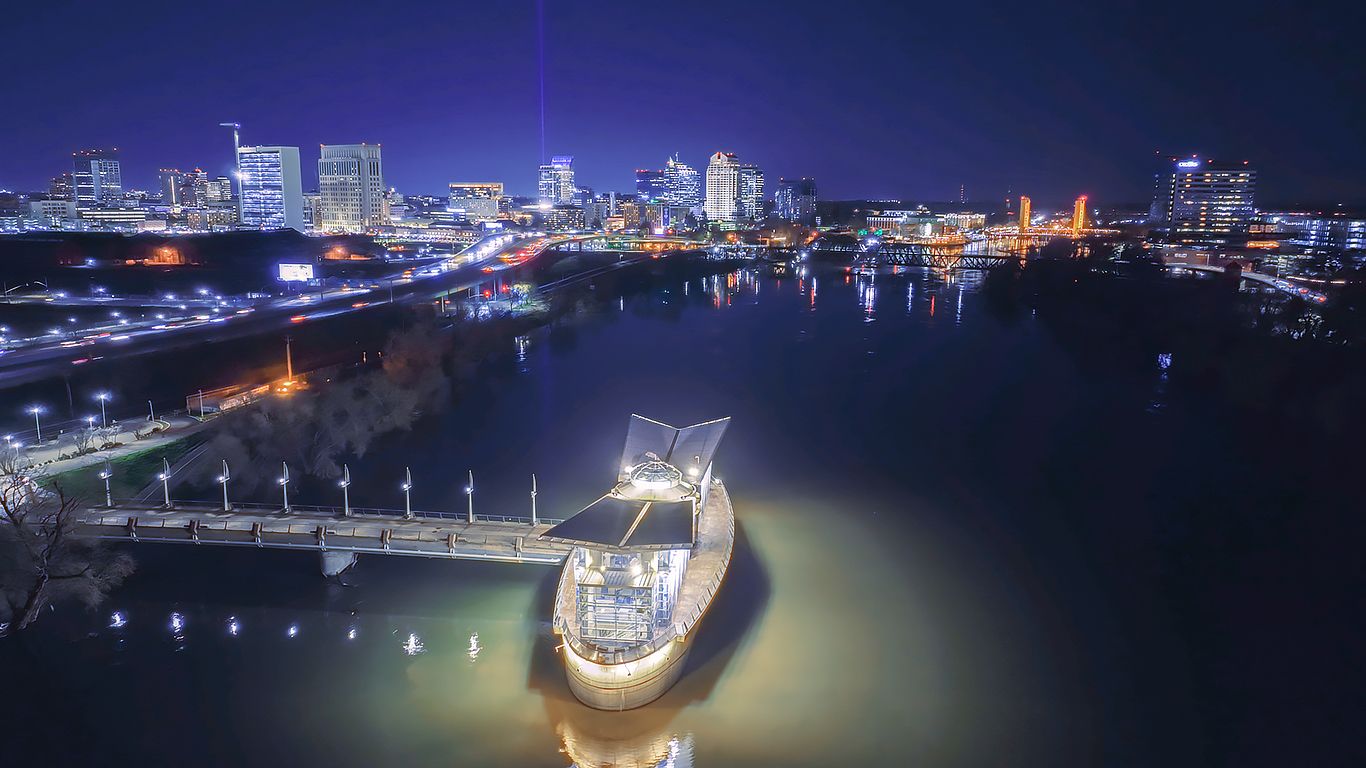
[0,471,134,630]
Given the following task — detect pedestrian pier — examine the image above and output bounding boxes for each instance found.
[76,501,571,574]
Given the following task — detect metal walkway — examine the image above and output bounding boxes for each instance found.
[76,501,571,566]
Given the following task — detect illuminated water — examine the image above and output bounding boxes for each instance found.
[2,266,1352,765]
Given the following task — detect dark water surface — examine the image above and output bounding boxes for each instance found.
[3,266,1356,766]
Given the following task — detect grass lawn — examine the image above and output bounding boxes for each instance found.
[45,436,200,503]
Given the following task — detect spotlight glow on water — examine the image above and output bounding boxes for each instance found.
[287,624,299,638]
[402,633,425,656]
[109,612,127,628]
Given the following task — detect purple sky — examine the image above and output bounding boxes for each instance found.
[2,0,1363,206]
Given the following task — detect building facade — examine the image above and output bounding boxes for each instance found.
[1149,157,1257,244]
[704,152,740,223]
[318,143,387,232]
[738,164,765,221]
[635,169,668,202]
[72,148,122,206]
[539,155,575,205]
[664,155,701,208]
[774,177,817,225]
[238,145,305,231]
[448,182,504,222]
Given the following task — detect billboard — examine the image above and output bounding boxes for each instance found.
[278,263,315,282]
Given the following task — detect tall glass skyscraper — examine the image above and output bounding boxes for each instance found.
[238,145,305,231]
[1149,156,1256,243]
[72,148,122,206]
[738,164,765,221]
[775,177,817,225]
[636,169,668,202]
[538,155,575,205]
[664,155,701,208]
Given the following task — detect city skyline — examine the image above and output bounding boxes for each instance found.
[3,1,1363,205]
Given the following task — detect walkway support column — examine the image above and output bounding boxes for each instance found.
[320,551,357,577]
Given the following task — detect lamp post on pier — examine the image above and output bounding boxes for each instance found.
[99,460,113,507]
[158,458,172,508]
[401,467,413,520]
[339,464,351,517]
[530,473,538,526]
[278,462,291,514]
[217,459,231,511]
[465,469,474,524]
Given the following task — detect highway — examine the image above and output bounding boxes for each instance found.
[0,232,542,389]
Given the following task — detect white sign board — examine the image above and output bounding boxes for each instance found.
[278,263,315,281]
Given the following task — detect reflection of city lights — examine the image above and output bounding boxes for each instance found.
[287,624,299,638]
[227,617,240,636]
[347,627,358,641]
[110,612,127,628]
[170,612,185,633]
[468,632,482,661]
[402,633,425,655]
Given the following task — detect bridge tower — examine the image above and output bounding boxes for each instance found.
[1019,195,1032,234]
[1072,195,1088,235]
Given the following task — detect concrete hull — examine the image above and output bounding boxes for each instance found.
[563,635,693,711]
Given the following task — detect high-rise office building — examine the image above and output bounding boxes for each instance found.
[738,164,765,221]
[538,155,575,205]
[774,177,817,225]
[49,172,73,201]
[1149,156,1256,243]
[318,143,388,232]
[238,145,305,231]
[205,176,233,203]
[704,152,741,222]
[1018,195,1032,232]
[448,182,503,222]
[636,169,668,202]
[72,148,122,206]
[664,155,701,208]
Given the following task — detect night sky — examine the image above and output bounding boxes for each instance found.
[3,0,1362,206]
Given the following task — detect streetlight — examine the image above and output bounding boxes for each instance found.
[530,473,538,526]
[217,459,231,512]
[465,469,474,524]
[27,405,44,443]
[158,457,172,508]
[99,460,113,507]
[95,391,111,428]
[278,461,291,514]
[339,464,351,517]
[401,467,413,520]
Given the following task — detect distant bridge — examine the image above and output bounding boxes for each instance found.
[814,239,1022,270]
[1168,263,1329,304]
[546,234,707,253]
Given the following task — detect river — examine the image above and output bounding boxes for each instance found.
[2,263,1355,766]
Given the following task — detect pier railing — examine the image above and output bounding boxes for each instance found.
[97,498,559,526]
